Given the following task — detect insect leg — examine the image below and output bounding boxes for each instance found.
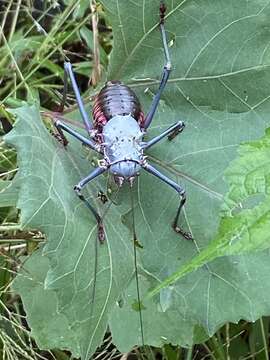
[74,166,107,242]
[143,2,171,129]
[142,121,185,150]
[54,119,101,153]
[142,163,193,240]
[60,62,93,134]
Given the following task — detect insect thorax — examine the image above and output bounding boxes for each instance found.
[102,115,144,179]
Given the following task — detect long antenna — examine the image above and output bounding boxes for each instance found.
[89,185,120,347]
[129,186,145,347]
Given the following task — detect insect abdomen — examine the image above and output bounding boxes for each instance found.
[92,81,144,130]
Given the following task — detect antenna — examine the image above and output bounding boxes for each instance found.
[129,186,145,347]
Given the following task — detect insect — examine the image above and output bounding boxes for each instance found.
[53,2,192,243]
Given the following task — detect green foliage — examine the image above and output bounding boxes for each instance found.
[5,105,134,359]
[1,1,270,359]
[0,1,110,359]
[13,248,81,356]
[0,0,102,108]
[149,128,270,294]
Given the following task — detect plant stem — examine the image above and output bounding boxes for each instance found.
[260,318,269,360]
[209,335,226,360]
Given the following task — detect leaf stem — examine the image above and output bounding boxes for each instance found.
[260,318,269,360]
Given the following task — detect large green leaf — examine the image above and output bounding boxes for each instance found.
[146,128,270,297]
[8,0,270,358]
[5,106,134,359]
[102,0,270,352]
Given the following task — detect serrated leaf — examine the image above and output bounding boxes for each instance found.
[12,249,80,357]
[8,0,270,357]
[147,126,270,296]
[5,105,134,359]
[216,128,270,254]
[99,0,270,351]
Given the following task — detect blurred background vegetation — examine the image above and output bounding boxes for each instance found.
[0,1,269,359]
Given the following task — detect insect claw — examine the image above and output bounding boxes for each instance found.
[50,120,69,146]
[168,124,184,141]
[173,224,193,240]
[98,223,105,243]
[51,130,69,147]
[159,1,166,24]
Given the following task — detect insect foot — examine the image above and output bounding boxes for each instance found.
[172,191,193,240]
[168,121,185,141]
[51,130,69,147]
[97,222,106,243]
[159,1,166,24]
[51,119,69,146]
[173,225,193,240]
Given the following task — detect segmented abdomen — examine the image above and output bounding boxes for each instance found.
[92,81,144,131]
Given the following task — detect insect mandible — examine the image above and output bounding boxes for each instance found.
[53,2,193,243]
